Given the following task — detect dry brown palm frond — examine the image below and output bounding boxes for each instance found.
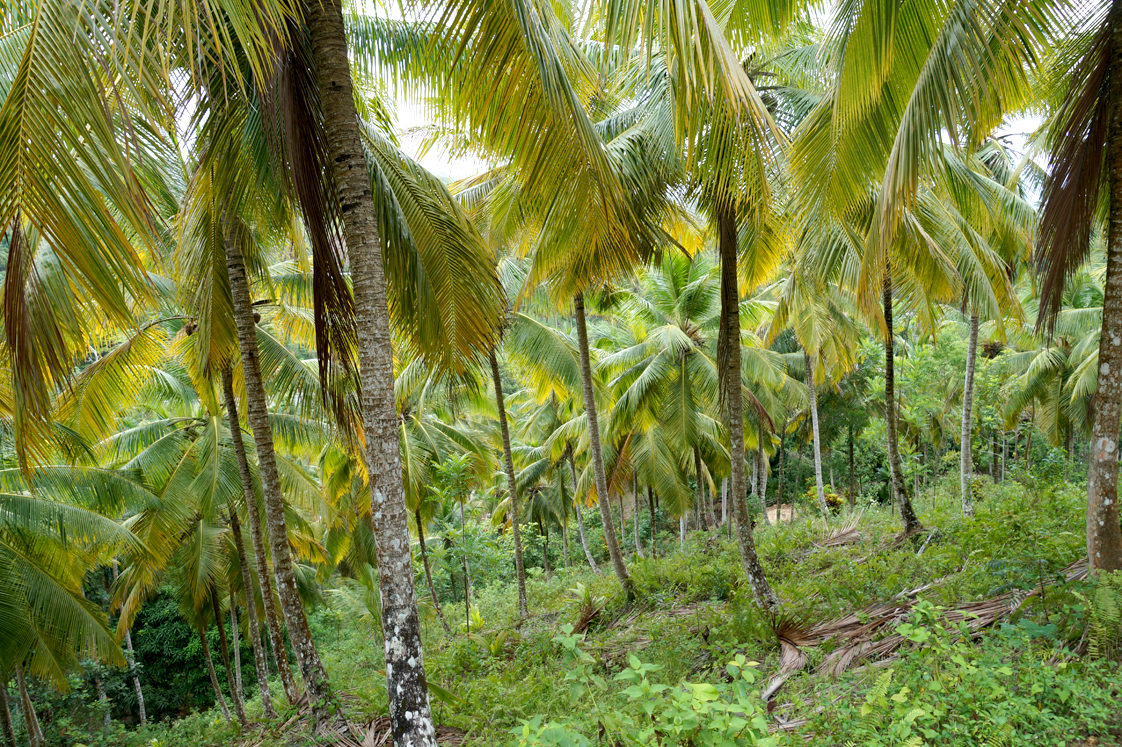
[813,511,864,548]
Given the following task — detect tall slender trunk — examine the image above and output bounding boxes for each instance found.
[95,676,110,730]
[225,241,328,713]
[229,587,242,701]
[960,312,979,516]
[228,505,275,718]
[883,271,922,535]
[753,444,769,526]
[212,588,247,728]
[490,351,527,616]
[220,368,293,709]
[717,205,778,608]
[15,665,41,747]
[758,442,770,525]
[568,447,599,573]
[648,486,657,556]
[693,447,706,533]
[632,476,644,558]
[573,293,632,592]
[415,510,451,633]
[679,514,686,550]
[720,478,728,528]
[805,351,828,515]
[0,674,16,747]
[1086,8,1122,570]
[848,424,856,508]
[199,629,231,722]
[307,1,436,741]
[112,562,149,725]
[776,437,786,516]
[460,499,470,632]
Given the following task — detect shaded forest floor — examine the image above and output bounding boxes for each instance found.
[157,477,1121,746]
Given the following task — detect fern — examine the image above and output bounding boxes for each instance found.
[1085,571,1122,661]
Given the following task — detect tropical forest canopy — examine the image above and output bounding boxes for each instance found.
[1,0,1122,745]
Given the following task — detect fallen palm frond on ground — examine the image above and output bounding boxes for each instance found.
[762,557,1090,700]
[813,513,864,548]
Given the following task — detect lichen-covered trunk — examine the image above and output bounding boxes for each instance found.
[306,1,435,741]
[199,629,231,723]
[883,272,922,535]
[0,674,16,747]
[805,351,829,515]
[113,561,148,725]
[573,293,632,592]
[717,206,779,609]
[960,312,979,516]
[221,368,290,713]
[758,443,770,525]
[490,350,527,617]
[229,507,276,718]
[848,424,856,508]
[15,664,41,747]
[226,237,331,718]
[1087,9,1122,571]
[569,449,600,572]
[212,589,247,728]
[752,446,769,527]
[415,511,451,634]
[632,477,644,558]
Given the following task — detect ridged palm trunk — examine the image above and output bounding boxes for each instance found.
[199,628,231,722]
[15,664,41,747]
[753,448,768,527]
[883,272,922,535]
[225,239,331,717]
[112,562,148,725]
[960,312,979,516]
[569,449,600,573]
[573,292,633,593]
[415,511,451,633]
[229,588,242,698]
[220,368,291,712]
[490,350,527,617]
[212,588,248,728]
[717,206,778,609]
[805,351,828,515]
[306,2,435,742]
[0,674,16,747]
[1084,13,1122,571]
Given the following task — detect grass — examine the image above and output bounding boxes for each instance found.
[140,475,1120,746]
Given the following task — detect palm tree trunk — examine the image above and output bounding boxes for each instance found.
[573,292,632,593]
[225,241,330,714]
[632,477,644,558]
[648,486,657,556]
[569,449,600,573]
[805,351,829,515]
[14,665,41,747]
[678,514,686,550]
[415,510,451,634]
[212,589,248,728]
[883,271,922,535]
[693,447,706,533]
[226,500,276,718]
[758,442,770,525]
[848,424,856,508]
[776,437,786,517]
[0,674,16,747]
[960,312,979,516]
[753,444,769,526]
[489,351,528,616]
[220,368,296,707]
[95,676,110,730]
[199,629,232,722]
[229,587,242,700]
[720,478,728,527]
[1085,23,1122,569]
[717,206,778,608]
[307,0,437,740]
[112,561,148,725]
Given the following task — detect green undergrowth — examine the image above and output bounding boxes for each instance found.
[139,478,1120,747]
